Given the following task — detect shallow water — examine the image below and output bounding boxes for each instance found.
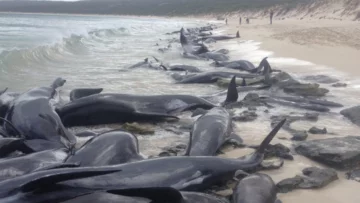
[1,13,360,202]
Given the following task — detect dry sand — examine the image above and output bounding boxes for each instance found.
[224,17,360,77]
[213,14,360,203]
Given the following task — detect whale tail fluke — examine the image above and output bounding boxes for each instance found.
[256,119,286,154]
[237,119,286,169]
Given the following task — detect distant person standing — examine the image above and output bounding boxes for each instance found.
[225,18,228,25]
[246,18,250,24]
[239,17,242,25]
[270,10,274,24]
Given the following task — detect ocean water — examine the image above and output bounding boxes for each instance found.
[0,13,216,95]
[1,12,360,152]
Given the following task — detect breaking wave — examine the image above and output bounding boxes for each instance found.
[0,27,128,69]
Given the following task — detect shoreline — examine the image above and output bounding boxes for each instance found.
[2,11,359,78]
[221,17,360,78]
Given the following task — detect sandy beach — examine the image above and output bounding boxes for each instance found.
[222,17,360,77]
[216,14,360,203]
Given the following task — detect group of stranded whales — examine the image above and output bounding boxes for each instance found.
[0,82,286,202]
[0,23,351,203]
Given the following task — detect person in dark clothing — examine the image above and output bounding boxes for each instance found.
[246,18,249,24]
[225,18,228,25]
[270,10,274,24]
[239,17,242,25]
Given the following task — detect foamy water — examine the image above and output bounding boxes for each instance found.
[1,13,360,202]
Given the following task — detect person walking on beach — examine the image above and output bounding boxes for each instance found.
[225,18,228,25]
[246,18,250,24]
[239,17,242,25]
[270,10,274,24]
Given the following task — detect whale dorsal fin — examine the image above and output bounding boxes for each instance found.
[241,78,247,86]
[184,131,193,156]
[0,88,8,95]
[223,76,238,106]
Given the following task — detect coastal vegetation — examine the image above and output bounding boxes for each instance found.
[0,0,313,16]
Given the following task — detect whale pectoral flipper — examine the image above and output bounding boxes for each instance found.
[167,103,199,115]
[216,150,225,154]
[160,64,168,71]
[0,138,26,156]
[173,171,212,189]
[0,117,23,138]
[233,170,250,181]
[223,133,244,147]
[151,56,161,63]
[190,108,208,117]
[107,187,183,203]
[39,113,57,127]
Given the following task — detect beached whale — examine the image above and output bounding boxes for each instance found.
[198,30,240,42]
[127,58,149,69]
[57,76,240,127]
[0,166,121,203]
[180,28,209,55]
[60,119,285,191]
[233,173,279,203]
[62,187,229,203]
[185,107,243,156]
[0,148,71,181]
[176,71,258,84]
[65,130,144,166]
[198,52,229,61]
[211,57,271,73]
[56,93,216,127]
[2,78,76,151]
[185,76,242,156]
[161,64,201,73]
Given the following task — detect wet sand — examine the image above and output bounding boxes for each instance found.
[216,17,360,203]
